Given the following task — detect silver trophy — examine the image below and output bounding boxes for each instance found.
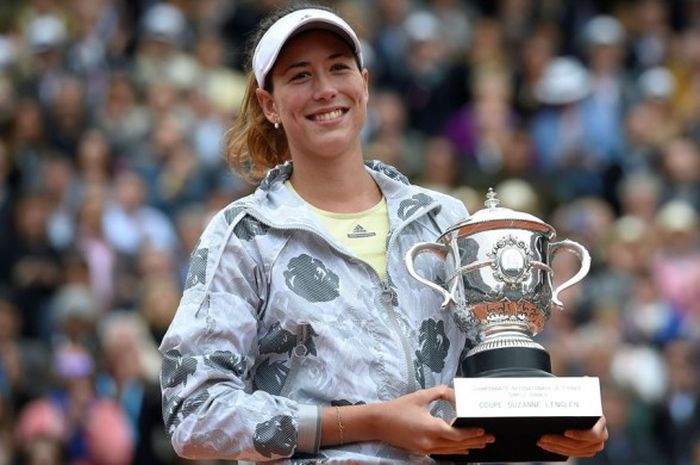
[406,189,599,462]
[406,188,590,377]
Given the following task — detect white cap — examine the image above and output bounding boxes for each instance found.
[583,15,625,46]
[252,8,363,88]
[404,11,442,43]
[26,14,66,52]
[142,3,186,44]
[656,199,698,232]
[535,56,591,105]
[638,66,675,100]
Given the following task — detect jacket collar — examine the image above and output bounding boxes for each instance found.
[240,160,442,231]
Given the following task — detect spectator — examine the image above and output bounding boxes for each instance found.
[364,88,425,179]
[50,283,100,351]
[511,25,558,119]
[15,342,134,465]
[371,0,413,89]
[15,396,67,465]
[443,69,518,180]
[96,312,169,465]
[650,200,700,320]
[0,289,50,407]
[414,136,461,192]
[95,73,150,162]
[102,169,178,258]
[624,269,684,345]
[18,14,70,107]
[580,14,636,116]
[627,0,673,71]
[659,137,700,209]
[8,98,48,192]
[3,192,61,340]
[41,156,79,251]
[530,56,621,202]
[43,75,90,157]
[131,3,196,91]
[651,340,700,465]
[75,129,114,188]
[578,382,668,465]
[669,25,700,133]
[397,10,467,135]
[617,172,664,224]
[149,140,208,217]
[137,275,180,347]
[73,187,115,311]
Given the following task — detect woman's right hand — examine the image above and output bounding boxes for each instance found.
[323,385,495,456]
[370,385,495,456]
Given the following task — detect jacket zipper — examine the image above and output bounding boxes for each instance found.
[382,202,442,394]
[279,323,312,398]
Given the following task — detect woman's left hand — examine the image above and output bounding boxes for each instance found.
[537,416,608,457]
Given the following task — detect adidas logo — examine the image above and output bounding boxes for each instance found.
[347,224,376,239]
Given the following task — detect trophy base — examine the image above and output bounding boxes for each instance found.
[462,345,553,378]
[435,377,602,463]
[435,416,599,463]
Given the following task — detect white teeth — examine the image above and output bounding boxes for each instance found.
[314,109,343,121]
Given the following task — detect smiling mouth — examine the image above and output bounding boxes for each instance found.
[311,109,346,122]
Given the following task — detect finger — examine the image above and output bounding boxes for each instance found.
[439,425,493,442]
[427,438,494,456]
[538,437,605,457]
[427,446,472,456]
[541,417,609,445]
[563,416,608,441]
[538,434,603,449]
[422,385,455,405]
[436,428,496,449]
[457,435,495,450]
[537,442,604,458]
[414,425,495,455]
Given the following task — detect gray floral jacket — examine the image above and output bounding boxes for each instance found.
[160,161,469,464]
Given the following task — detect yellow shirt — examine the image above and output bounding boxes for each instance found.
[285,181,389,280]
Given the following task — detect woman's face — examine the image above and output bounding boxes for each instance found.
[257,29,369,163]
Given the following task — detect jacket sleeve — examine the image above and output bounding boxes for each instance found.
[159,209,320,461]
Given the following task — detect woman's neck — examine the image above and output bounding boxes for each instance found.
[288,156,382,213]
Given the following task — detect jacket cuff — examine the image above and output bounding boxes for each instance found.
[296,404,321,453]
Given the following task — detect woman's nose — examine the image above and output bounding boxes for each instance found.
[312,72,337,100]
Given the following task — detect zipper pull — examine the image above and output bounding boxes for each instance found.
[380,281,397,305]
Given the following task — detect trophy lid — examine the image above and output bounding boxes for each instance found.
[445,188,556,238]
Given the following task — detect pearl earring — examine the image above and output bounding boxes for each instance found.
[274,121,280,129]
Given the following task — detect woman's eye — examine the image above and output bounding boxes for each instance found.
[290,71,311,81]
[331,63,350,71]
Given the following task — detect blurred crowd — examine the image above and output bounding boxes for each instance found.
[0,0,699,464]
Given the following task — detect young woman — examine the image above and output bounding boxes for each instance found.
[159,5,608,463]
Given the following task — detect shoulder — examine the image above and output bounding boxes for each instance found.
[193,198,253,252]
[413,184,469,224]
[365,159,468,224]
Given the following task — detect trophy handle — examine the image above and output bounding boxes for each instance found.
[548,239,591,308]
[405,242,455,308]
